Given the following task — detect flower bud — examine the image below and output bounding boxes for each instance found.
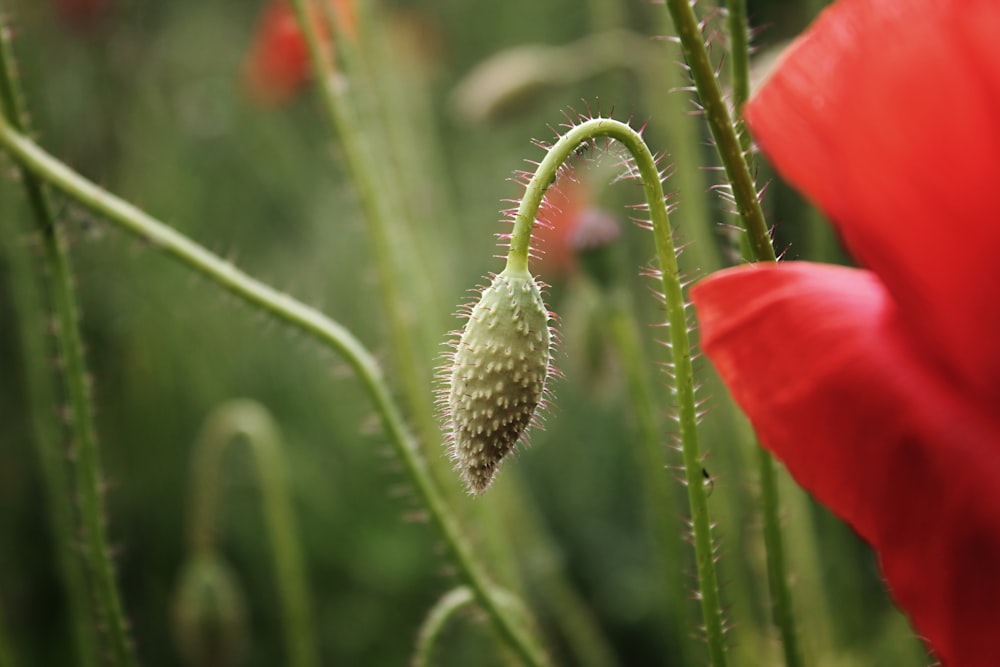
[172,553,248,667]
[447,268,552,494]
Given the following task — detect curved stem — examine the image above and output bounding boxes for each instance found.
[507,117,728,666]
[0,18,133,667]
[187,401,319,667]
[412,587,476,667]
[0,117,549,667]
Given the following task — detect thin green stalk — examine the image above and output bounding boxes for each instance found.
[757,447,804,666]
[507,117,728,666]
[0,118,549,667]
[497,479,619,667]
[0,188,100,667]
[662,0,774,263]
[0,17,134,667]
[412,587,476,667]
[603,287,693,659]
[413,585,530,667]
[726,0,752,150]
[288,0,441,455]
[187,401,319,667]
[663,4,805,664]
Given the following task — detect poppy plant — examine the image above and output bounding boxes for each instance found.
[691,0,1000,665]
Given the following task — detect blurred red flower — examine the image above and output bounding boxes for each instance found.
[532,174,590,280]
[243,0,355,105]
[691,0,1000,664]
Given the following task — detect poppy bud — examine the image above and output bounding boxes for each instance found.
[447,268,552,494]
[172,554,248,667]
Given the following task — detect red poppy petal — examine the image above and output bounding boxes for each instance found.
[744,0,1000,401]
[244,1,312,104]
[692,262,1000,666]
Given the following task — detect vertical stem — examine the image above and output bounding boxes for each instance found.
[0,188,100,667]
[662,0,774,263]
[0,16,134,667]
[726,0,752,151]
[665,3,804,664]
[188,401,319,667]
[288,0,440,454]
[757,447,804,667]
[603,287,692,659]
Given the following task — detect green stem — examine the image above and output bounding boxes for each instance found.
[603,287,692,658]
[0,186,100,667]
[757,447,804,667]
[662,0,774,263]
[664,5,806,664]
[726,0,752,151]
[0,118,549,667]
[188,401,319,667]
[288,0,440,455]
[0,17,134,667]
[507,117,728,666]
[412,587,476,667]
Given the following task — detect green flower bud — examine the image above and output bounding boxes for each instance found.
[446,267,552,494]
[172,553,248,667]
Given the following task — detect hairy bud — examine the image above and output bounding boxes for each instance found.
[446,267,552,494]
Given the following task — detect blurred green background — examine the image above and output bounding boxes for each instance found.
[0,0,930,665]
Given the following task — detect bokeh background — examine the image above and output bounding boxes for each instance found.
[0,0,931,665]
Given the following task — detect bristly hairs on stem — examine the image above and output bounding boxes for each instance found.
[0,91,550,667]
[441,110,729,664]
[0,12,136,667]
[663,1,804,665]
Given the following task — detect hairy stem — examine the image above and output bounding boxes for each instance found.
[662,0,774,263]
[187,401,319,667]
[0,18,133,667]
[0,186,100,667]
[664,3,804,664]
[507,117,728,666]
[0,117,549,667]
[725,0,752,151]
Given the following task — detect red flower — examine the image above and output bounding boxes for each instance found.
[243,0,356,105]
[691,0,1000,664]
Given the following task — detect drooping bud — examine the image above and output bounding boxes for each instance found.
[172,553,248,667]
[447,267,552,494]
